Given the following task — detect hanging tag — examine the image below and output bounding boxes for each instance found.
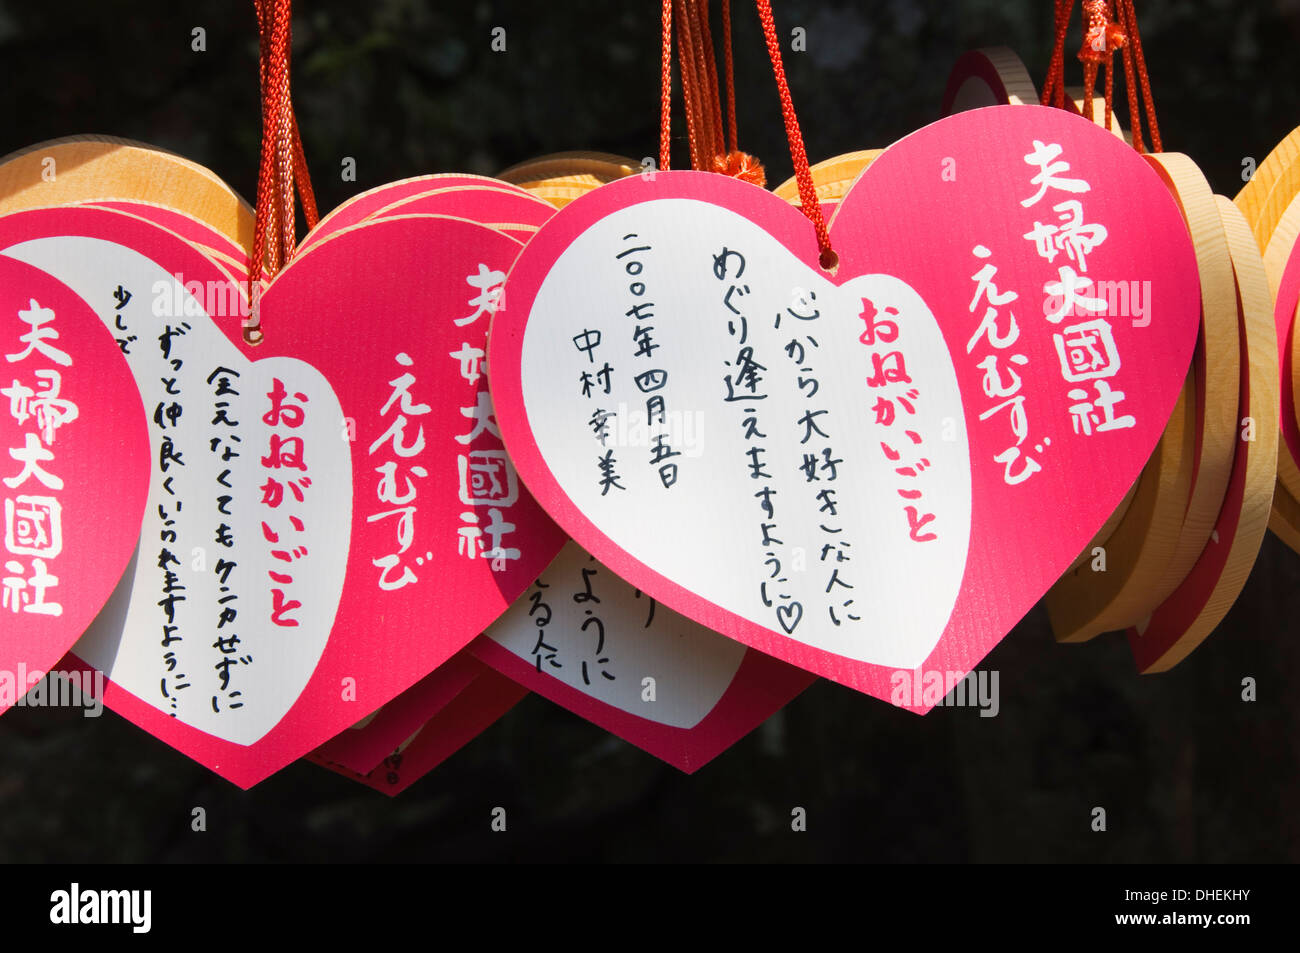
[312,178,808,769]
[496,152,640,210]
[0,204,565,785]
[1236,125,1300,244]
[361,185,554,243]
[79,200,251,270]
[1242,141,1300,533]
[488,105,1199,706]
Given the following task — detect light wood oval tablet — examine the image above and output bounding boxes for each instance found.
[1046,154,1235,641]
[0,135,252,249]
[1128,195,1278,671]
[1259,188,1300,504]
[497,151,638,208]
[1234,125,1300,230]
[496,151,641,184]
[773,151,883,208]
[1046,374,1197,643]
[1242,130,1300,250]
[941,47,1038,114]
[1141,153,1240,605]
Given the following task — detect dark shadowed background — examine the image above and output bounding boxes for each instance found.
[1,0,1298,863]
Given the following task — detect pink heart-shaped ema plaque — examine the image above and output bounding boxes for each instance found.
[313,649,483,774]
[488,105,1200,708]
[0,255,149,713]
[0,204,565,785]
[310,662,527,796]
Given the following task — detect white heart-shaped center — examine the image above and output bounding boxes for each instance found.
[5,236,350,744]
[515,198,971,668]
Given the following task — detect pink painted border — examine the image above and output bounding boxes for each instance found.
[78,200,249,267]
[309,668,527,796]
[312,650,483,774]
[469,634,813,773]
[1270,236,1300,468]
[299,174,528,252]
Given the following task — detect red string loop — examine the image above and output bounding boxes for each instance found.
[1118,0,1161,152]
[674,0,706,170]
[249,0,318,342]
[722,0,738,154]
[755,0,834,269]
[692,0,725,158]
[659,0,673,171]
[1041,0,1160,154]
[659,0,764,185]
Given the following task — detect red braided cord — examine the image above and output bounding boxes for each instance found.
[722,0,738,154]
[1042,0,1071,108]
[1111,0,1144,151]
[1120,0,1161,152]
[1078,2,1121,130]
[694,0,726,158]
[251,0,281,287]
[291,109,319,230]
[674,0,704,169]
[273,0,295,264]
[660,0,672,171]
[250,0,318,339]
[754,0,833,267]
[1103,54,1114,132]
[1082,59,1097,121]
[1047,0,1161,154]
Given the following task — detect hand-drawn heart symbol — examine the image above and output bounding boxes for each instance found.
[0,204,566,785]
[488,105,1200,708]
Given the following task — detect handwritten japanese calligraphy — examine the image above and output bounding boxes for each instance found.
[506,193,970,669]
[484,541,746,726]
[11,234,350,744]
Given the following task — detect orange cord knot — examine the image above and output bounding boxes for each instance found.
[1079,0,1127,63]
[712,150,766,187]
